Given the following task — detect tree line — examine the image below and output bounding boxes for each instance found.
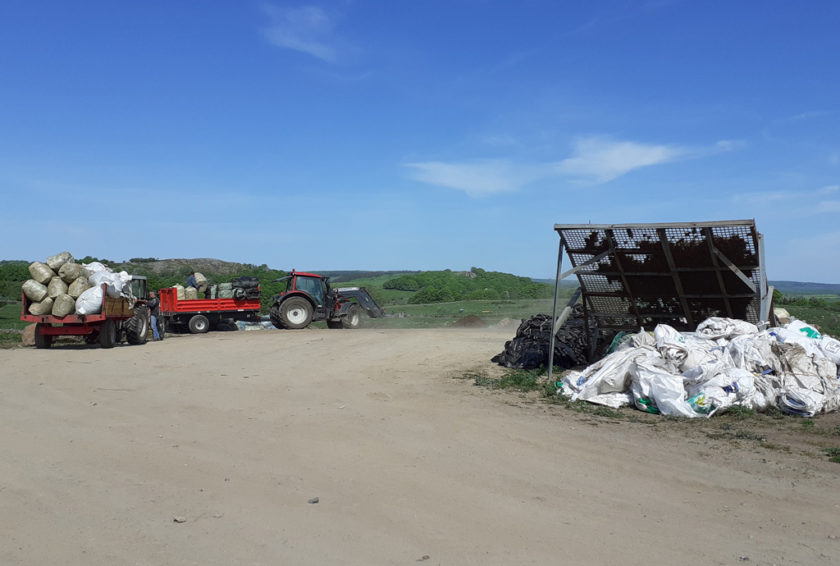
[383,267,553,303]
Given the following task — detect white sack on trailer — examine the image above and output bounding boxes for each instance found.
[82,262,108,276]
[76,285,104,315]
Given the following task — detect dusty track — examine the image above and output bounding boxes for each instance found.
[2,328,839,565]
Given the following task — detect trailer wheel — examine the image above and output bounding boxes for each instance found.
[188,314,210,334]
[34,323,52,349]
[99,320,117,349]
[341,304,361,329]
[277,297,313,329]
[125,306,149,345]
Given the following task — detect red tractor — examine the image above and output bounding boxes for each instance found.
[269,270,385,330]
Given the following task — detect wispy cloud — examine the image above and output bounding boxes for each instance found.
[260,4,344,63]
[554,137,683,183]
[404,160,548,198]
[405,136,732,196]
[731,185,840,210]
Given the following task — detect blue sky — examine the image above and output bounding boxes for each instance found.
[1,1,838,283]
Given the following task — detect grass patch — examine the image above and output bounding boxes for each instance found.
[0,330,22,345]
[465,368,552,393]
[824,448,840,463]
[0,302,27,331]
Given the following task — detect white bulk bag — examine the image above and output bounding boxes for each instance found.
[76,285,104,315]
[82,262,108,276]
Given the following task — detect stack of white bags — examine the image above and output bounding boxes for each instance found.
[22,251,133,317]
[558,317,840,418]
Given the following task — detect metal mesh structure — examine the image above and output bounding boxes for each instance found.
[553,220,770,333]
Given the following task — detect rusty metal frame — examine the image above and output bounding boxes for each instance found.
[547,220,771,382]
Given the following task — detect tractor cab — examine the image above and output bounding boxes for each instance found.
[128,275,148,303]
[270,270,363,330]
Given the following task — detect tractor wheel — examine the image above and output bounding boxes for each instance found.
[341,304,361,329]
[125,306,149,345]
[269,306,284,329]
[278,297,313,329]
[99,320,117,349]
[34,323,52,349]
[188,314,210,334]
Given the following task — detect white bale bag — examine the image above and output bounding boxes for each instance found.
[22,279,48,302]
[58,262,84,283]
[28,261,56,284]
[89,271,123,298]
[185,286,199,300]
[28,297,54,315]
[82,262,108,276]
[46,251,73,271]
[696,317,759,340]
[629,357,699,418]
[174,284,185,300]
[786,319,822,339]
[817,335,840,365]
[76,285,104,315]
[47,276,69,298]
[654,324,688,366]
[51,294,76,317]
[117,271,132,297]
[68,276,92,299]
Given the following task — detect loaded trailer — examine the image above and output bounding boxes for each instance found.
[21,282,149,349]
[158,280,262,334]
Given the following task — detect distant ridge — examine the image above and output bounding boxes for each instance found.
[770,281,840,295]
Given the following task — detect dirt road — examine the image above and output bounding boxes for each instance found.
[2,328,838,565]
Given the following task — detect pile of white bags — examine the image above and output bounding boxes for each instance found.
[21,252,133,317]
[558,316,840,418]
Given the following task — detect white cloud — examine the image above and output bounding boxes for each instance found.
[554,137,682,183]
[405,136,732,197]
[261,4,341,63]
[817,185,839,195]
[404,160,546,197]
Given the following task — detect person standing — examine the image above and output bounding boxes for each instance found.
[147,291,161,341]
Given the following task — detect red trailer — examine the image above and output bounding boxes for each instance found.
[21,283,149,349]
[158,286,262,334]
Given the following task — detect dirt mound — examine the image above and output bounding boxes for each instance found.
[452,315,487,328]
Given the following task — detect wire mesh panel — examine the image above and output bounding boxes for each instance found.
[554,220,764,332]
